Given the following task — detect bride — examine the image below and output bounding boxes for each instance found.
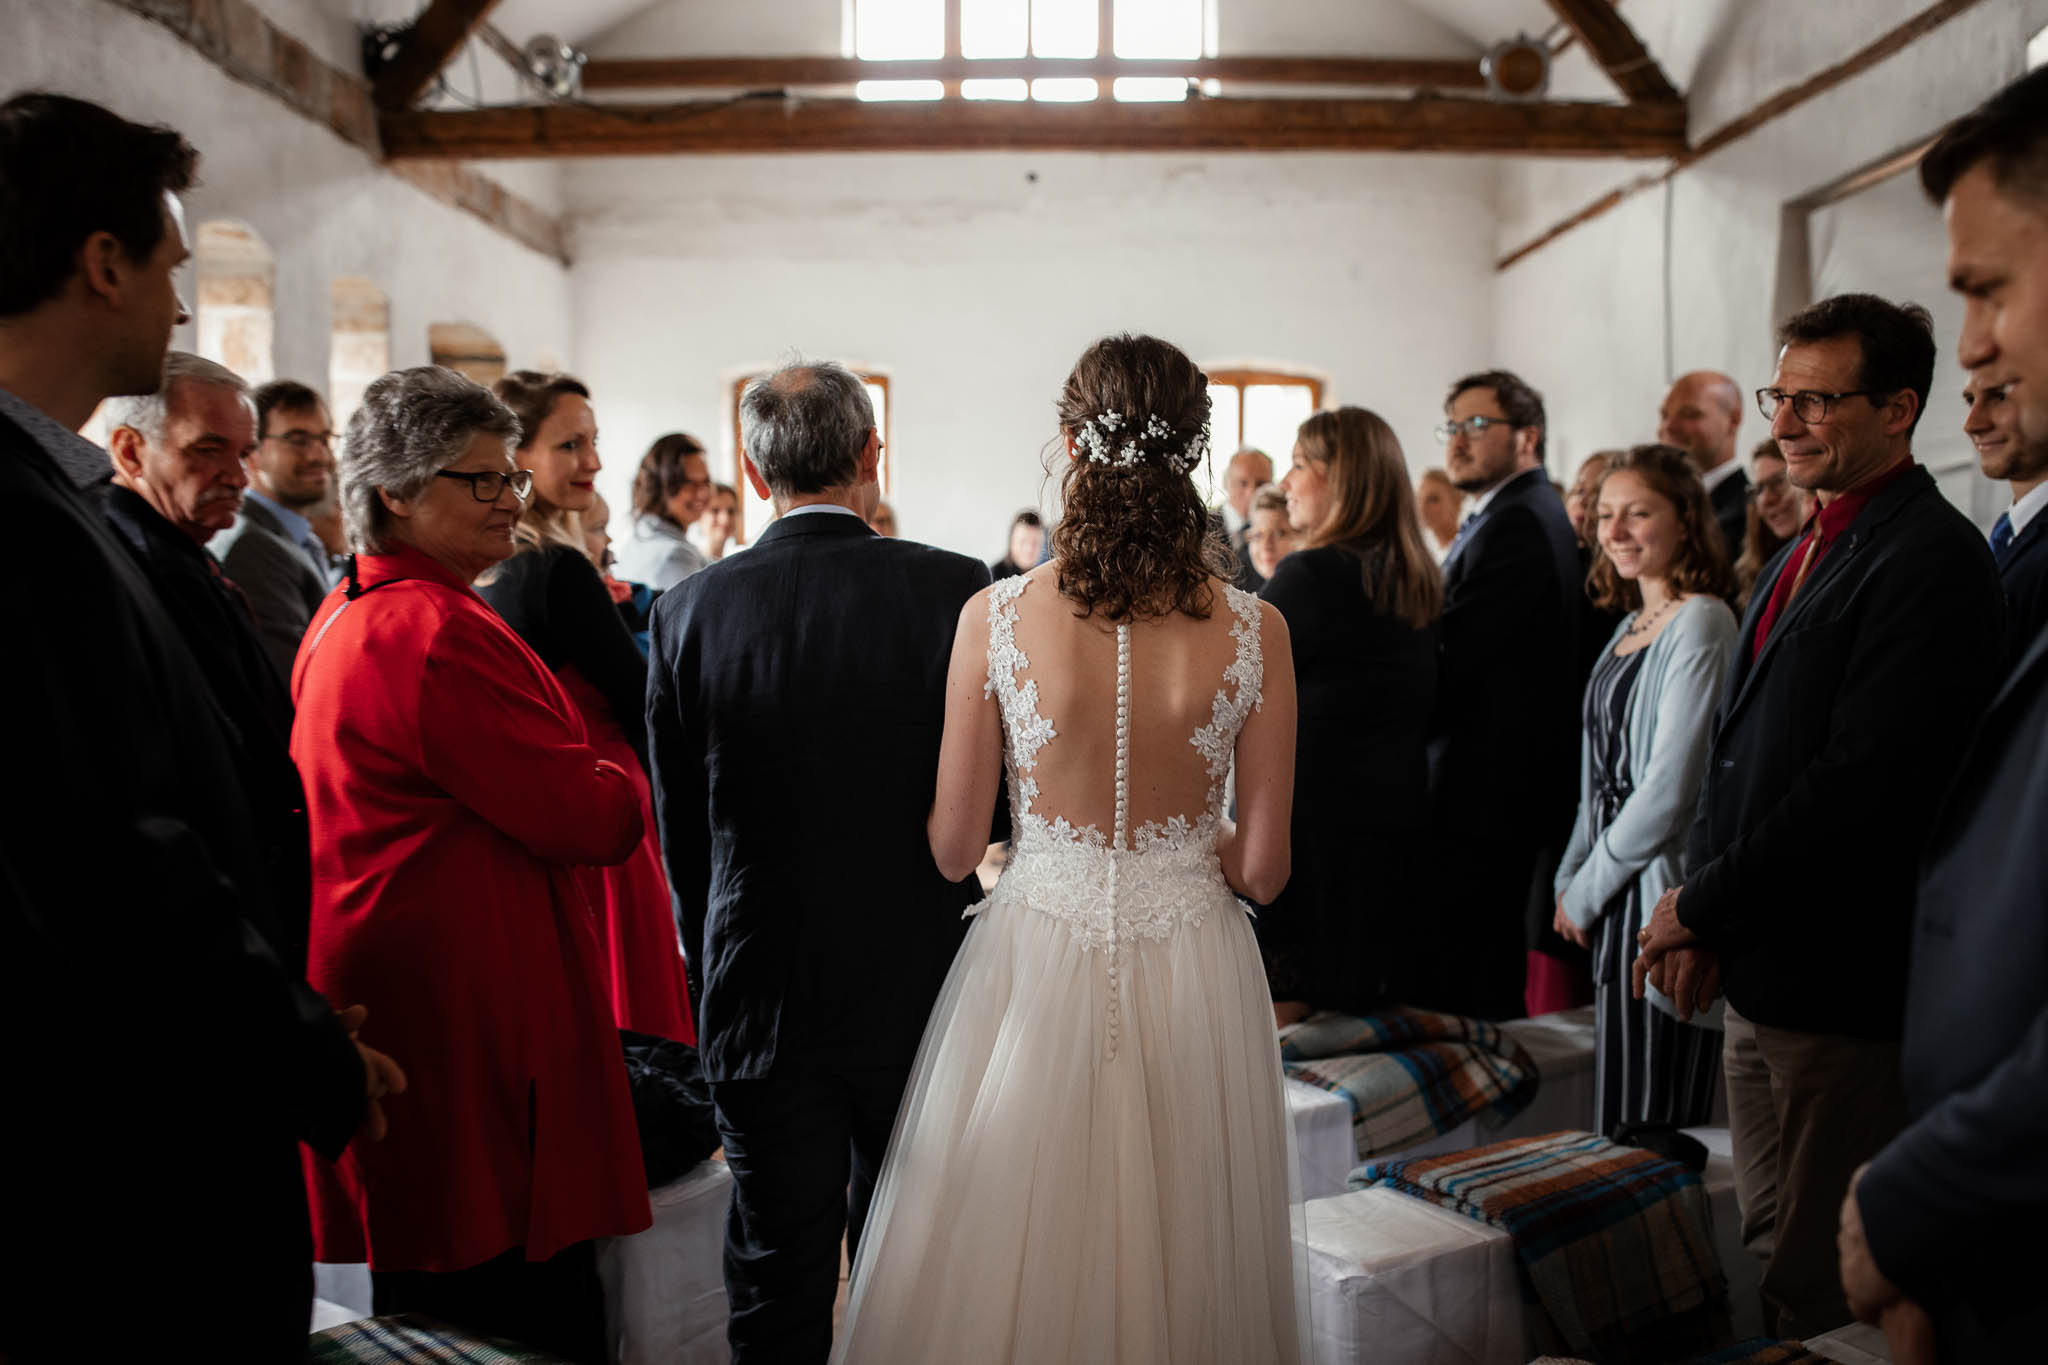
[832,334,1308,1363]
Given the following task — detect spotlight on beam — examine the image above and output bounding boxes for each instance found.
[1482,34,1550,102]
[522,33,588,101]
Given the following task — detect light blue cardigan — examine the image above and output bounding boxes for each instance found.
[1554,593,1738,1027]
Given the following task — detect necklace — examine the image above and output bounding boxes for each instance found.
[1622,594,1679,642]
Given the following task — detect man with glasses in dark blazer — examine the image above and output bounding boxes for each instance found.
[1427,368,1584,1022]
[1635,293,2003,1341]
[646,359,992,1363]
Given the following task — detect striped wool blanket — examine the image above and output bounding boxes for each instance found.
[309,1314,570,1363]
[1279,1006,1539,1158]
[1353,1131,1731,1364]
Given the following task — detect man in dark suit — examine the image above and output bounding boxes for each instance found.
[1222,445,1274,590]
[1635,294,2004,1340]
[1838,65,2048,1363]
[647,359,991,1363]
[0,93,380,1359]
[1962,372,2048,673]
[1428,368,1583,1021]
[211,377,336,678]
[95,351,316,969]
[1659,370,1751,565]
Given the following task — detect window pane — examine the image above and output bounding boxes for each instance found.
[1032,0,1097,58]
[1205,383,1241,507]
[856,79,946,101]
[855,0,943,58]
[1112,76,1189,102]
[867,380,890,492]
[962,0,1027,58]
[1031,77,1100,102]
[1243,384,1316,467]
[1115,0,1201,58]
[962,78,1029,100]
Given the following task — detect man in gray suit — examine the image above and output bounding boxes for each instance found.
[211,378,335,677]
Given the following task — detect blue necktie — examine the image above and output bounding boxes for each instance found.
[1991,512,2015,566]
[1443,513,1481,567]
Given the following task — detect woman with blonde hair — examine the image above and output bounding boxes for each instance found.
[1256,406,1440,1022]
[477,369,694,1045]
[834,334,1305,1363]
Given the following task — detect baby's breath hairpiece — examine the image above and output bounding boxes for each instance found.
[1072,410,1208,475]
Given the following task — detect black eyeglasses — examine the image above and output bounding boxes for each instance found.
[436,469,533,502]
[1433,415,1513,444]
[1754,388,1883,423]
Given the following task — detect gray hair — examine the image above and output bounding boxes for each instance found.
[739,359,875,499]
[340,365,521,554]
[102,351,249,443]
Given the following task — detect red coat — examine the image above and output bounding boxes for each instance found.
[292,544,653,1271]
[557,665,696,1046]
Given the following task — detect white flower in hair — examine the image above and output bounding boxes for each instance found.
[1077,408,1209,474]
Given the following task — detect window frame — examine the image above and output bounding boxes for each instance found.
[1206,367,1325,453]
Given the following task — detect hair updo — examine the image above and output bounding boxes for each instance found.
[1051,334,1234,622]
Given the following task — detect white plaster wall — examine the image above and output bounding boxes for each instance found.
[1494,0,2048,498]
[8,0,575,403]
[566,150,1500,559]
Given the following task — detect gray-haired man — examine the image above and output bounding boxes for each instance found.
[647,359,993,1362]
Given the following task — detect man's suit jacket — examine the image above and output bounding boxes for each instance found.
[1856,622,2048,1354]
[1709,466,1751,565]
[646,510,992,1082]
[212,497,329,681]
[0,409,360,1354]
[1996,510,2048,675]
[92,481,313,972]
[1430,467,1584,1016]
[1676,465,2004,1039]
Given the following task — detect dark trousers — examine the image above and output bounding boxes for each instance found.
[1722,1007,1906,1340]
[371,1242,606,1364]
[710,1056,913,1364]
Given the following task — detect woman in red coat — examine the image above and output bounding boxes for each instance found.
[477,369,695,1045]
[294,367,651,1361]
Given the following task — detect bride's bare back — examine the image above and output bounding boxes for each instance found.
[929,564,1295,904]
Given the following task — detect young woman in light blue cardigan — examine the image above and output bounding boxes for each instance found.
[1553,444,1741,1134]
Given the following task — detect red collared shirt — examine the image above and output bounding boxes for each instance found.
[1752,456,1916,655]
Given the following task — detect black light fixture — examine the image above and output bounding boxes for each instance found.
[1482,34,1550,102]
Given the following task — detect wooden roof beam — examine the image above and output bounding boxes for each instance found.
[581,55,1489,92]
[379,95,1689,159]
[372,0,505,111]
[1540,0,1680,104]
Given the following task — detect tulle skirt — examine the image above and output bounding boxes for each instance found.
[832,869,1309,1364]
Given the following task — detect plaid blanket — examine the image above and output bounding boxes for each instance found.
[309,1314,571,1363]
[1279,1006,1539,1158]
[1353,1130,1730,1364]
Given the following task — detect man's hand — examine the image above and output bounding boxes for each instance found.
[1839,1166,1903,1322]
[1553,898,1590,950]
[335,1004,409,1143]
[1654,947,1721,1021]
[1631,885,1698,999]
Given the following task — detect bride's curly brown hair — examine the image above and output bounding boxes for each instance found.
[1051,334,1235,622]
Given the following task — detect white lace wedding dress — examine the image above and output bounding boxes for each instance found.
[832,573,1308,1364]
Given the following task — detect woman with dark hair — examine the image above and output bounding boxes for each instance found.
[1553,443,1737,1133]
[1734,438,1810,609]
[834,335,1305,1363]
[616,431,713,589]
[1256,407,1438,1022]
[476,370,694,1046]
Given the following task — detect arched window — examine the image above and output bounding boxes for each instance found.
[194,220,275,384]
[329,277,390,433]
[427,322,507,387]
